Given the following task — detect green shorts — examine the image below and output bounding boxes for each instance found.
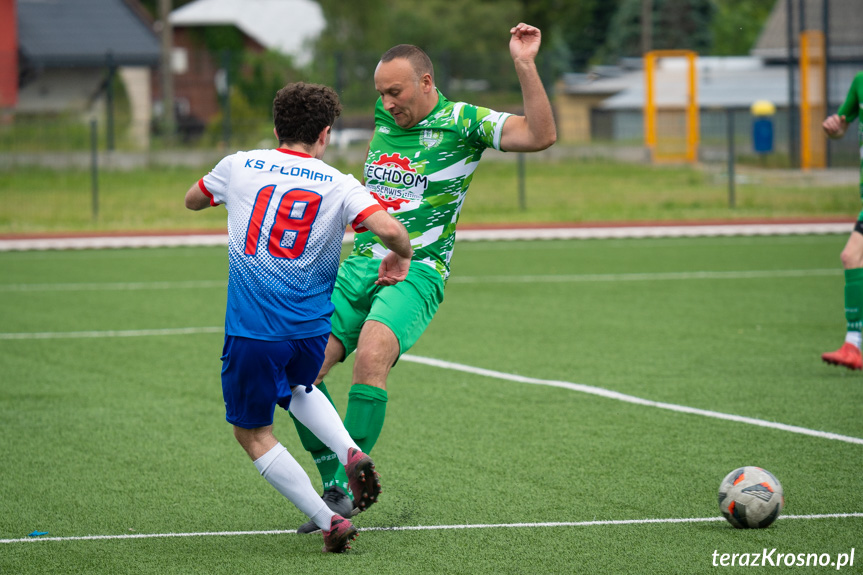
[330,256,445,359]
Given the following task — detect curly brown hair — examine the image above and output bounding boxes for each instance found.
[272,82,342,147]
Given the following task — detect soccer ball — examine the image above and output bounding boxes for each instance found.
[718,466,784,528]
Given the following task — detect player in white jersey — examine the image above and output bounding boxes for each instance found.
[185,82,413,552]
[290,24,557,533]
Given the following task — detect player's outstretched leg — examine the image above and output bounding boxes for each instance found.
[289,386,377,534]
[289,382,343,491]
[825,254,863,370]
[247,439,356,545]
[321,514,358,553]
[821,342,863,370]
[345,447,381,512]
[325,381,389,513]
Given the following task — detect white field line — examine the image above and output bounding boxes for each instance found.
[2,513,861,544]
[400,355,863,446]
[2,325,860,445]
[1,327,860,446]
[0,268,840,293]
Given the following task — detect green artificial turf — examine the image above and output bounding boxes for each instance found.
[1,235,861,574]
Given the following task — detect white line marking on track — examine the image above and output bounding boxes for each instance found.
[449,269,840,284]
[401,355,863,446]
[0,223,848,251]
[455,235,845,251]
[0,280,226,292]
[0,327,223,340]
[2,513,861,544]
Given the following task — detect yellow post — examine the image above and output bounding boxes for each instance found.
[644,52,656,158]
[799,30,826,170]
[686,51,699,164]
[643,50,698,164]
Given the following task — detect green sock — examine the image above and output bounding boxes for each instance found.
[845,268,863,334]
[289,382,341,491]
[332,383,389,496]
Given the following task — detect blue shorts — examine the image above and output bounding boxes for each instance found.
[220,334,327,429]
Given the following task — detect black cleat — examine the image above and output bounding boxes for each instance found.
[297,486,353,535]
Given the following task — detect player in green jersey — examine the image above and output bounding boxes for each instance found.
[291,23,557,532]
[822,72,863,370]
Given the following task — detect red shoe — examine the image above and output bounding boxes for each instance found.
[821,343,863,370]
[321,514,357,553]
[345,447,381,512]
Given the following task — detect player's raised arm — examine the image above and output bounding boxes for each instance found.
[359,210,413,286]
[499,23,557,153]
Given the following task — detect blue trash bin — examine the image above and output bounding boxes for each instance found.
[750,100,775,155]
[752,118,774,154]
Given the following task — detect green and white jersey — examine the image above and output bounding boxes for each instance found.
[350,89,512,280]
[837,72,863,216]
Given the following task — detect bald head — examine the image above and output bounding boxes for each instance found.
[374,45,438,128]
[379,44,434,84]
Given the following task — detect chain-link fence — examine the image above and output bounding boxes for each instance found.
[1,47,547,164]
[2,47,860,167]
[1,47,860,233]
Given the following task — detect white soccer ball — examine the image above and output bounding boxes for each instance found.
[718,466,784,528]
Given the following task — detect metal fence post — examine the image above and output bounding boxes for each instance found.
[518,153,526,211]
[727,108,735,209]
[222,49,231,149]
[105,51,116,151]
[823,0,831,168]
[786,0,798,168]
[90,119,99,220]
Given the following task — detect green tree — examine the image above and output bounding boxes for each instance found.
[521,0,622,72]
[312,0,391,58]
[597,0,716,62]
[313,0,522,59]
[710,0,775,55]
[310,0,524,110]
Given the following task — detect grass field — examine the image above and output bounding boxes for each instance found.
[0,158,858,234]
[1,234,862,574]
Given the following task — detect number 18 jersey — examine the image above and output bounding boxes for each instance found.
[199,148,383,341]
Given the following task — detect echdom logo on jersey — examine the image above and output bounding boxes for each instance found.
[364,153,427,211]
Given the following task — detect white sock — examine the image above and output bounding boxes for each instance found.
[289,386,359,466]
[845,331,862,349]
[253,443,334,531]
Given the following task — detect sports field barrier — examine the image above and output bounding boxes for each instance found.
[799,30,827,171]
[1,45,861,234]
[643,50,699,165]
